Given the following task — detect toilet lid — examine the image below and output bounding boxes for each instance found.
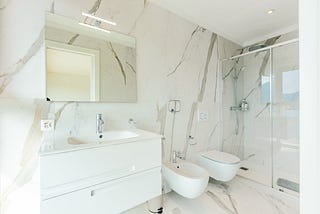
[201,150,240,164]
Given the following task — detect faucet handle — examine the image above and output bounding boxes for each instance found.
[173,151,183,159]
[128,118,136,124]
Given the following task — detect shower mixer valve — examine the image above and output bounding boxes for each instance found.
[230,99,249,111]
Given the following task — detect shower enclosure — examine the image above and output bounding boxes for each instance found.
[221,39,299,195]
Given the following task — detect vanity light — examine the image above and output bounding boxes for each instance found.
[81,12,117,26]
[267,9,275,15]
[79,22,111,33]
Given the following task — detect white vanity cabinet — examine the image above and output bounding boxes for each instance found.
[40,135,162,214]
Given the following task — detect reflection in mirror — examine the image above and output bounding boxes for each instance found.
[45,12,137,102]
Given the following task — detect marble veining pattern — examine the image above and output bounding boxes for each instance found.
[128,0,149,34]
[0,29,44,95]
[0,0,299,214]
[109,42,127,84]
[0,0,9,10]
[166,26,205,77]
[67,0,102,45]
[0,100,50,213]
[124,176,299,214]
[197,33,217,102]
[256,36,281,86]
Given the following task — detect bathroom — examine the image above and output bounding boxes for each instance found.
[0,0,318,213]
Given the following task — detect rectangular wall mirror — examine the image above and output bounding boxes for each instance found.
[45,12,137,102]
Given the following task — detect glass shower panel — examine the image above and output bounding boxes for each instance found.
[222,49,273,187]
[221,57,244,158]
[272,42,299,194]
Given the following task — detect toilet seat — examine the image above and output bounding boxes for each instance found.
[201,150,240,165]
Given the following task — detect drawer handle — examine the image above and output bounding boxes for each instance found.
[90,165,136,197]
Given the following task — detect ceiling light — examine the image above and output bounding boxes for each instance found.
[82,12,117,26]
[267,9,275,15]
[79,22,111,33]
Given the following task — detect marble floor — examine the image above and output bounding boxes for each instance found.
[124,176,299,214]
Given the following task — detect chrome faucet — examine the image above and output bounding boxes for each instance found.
[172,151,183,163]
[96,114,104,136]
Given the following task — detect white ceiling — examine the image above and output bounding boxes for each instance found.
[150,0,298,46]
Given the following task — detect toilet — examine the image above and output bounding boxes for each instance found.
[197,150,240,182]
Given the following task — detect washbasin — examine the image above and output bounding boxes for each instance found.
[68,130,139,145]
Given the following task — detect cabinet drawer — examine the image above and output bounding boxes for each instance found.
[41,168,161,214]
[41,139,161,190]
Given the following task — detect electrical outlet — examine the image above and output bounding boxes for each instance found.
[40,120,54,131]
[198,111,209,122]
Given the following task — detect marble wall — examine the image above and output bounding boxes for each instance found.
[0,0,240,213]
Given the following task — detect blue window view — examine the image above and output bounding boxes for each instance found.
[282,70,299,101]
[261,75,270,103]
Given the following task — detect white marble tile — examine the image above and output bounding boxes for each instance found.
[124,176,299,214]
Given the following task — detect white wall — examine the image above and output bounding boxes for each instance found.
[299,0,320,213]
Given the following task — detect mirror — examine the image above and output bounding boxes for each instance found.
[45,12,137,102]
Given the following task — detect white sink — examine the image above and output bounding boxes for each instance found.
[68,130,139,145]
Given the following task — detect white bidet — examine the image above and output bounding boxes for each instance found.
[162,162,209,199]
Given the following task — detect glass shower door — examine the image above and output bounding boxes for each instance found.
[272,42,299,194]
[222,49,273,187]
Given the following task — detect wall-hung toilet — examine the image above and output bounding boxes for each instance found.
[197,150,240,182]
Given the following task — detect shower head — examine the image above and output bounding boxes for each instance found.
[248,43,267,52]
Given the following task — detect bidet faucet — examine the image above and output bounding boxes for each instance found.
[173,151,183,163]
[96,114,104,135]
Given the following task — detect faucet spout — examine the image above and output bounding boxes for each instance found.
[96,114,104,136]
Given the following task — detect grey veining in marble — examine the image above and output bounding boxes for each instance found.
[54,102,74,128]
[0,100,50,210]
[126,61,136,73]
[198,33,217,102]
[256,36,281,86]
[255,102,270,118]
[67,34,80,45]
[171,207,182,214]
[167,26,204,77]
[206,191,235,214]
[109,42,127,85]
[213,38,220,103]
[50,1,55,13]
[128,0,149,34]
[0,0,9,10]
[0,29,44,95]
[88,0,102,14]
[183,102,198,156]
[222,48,244,81]
[207,122,219,148]
[244,87,256,99]
[216,182,239,214]
[182,33,218,156]
[67,0,102,45]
